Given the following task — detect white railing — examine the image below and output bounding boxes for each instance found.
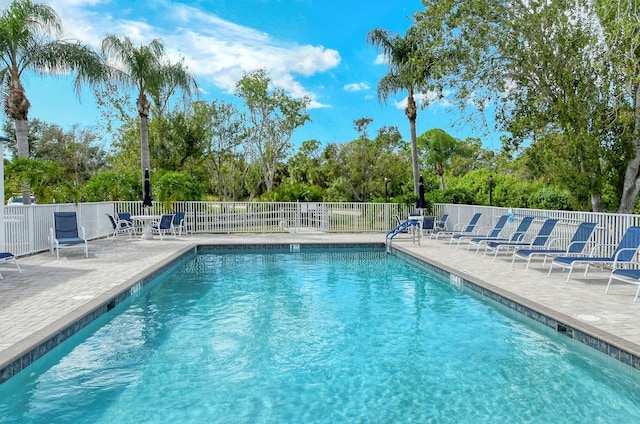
[433,204,640,258]
[6,201,640,258]
[4,201,411,257]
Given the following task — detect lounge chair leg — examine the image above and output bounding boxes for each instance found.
[565,267,573,283]
[635,286,640,303]
[605,275,613,294]
[525,258,532,272]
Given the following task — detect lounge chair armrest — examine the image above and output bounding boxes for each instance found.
[612,247,640,265]
[588,242,617,256]
[613,260,640,270]
[547,237,571,249]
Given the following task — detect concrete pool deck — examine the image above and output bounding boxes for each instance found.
[1,231,640,382]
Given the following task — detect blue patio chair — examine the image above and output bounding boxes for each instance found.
[433,214,449,232]
[117,212,133,225]
[172,212,186,237]
[484,218,559,260]
[451,214,509,249]
[0,252,22,279]
[467,216,534,253]
[511,222,597,271]
[106,213,135,241]
[118,212,139,234]
[549,226,640,283]
[50,211,88,259]
[430,212,483,241]
[151,214,175,240]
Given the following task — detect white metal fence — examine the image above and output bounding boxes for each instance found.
[4,201,411,257]
[5,201,640,258]
[433,204,640,258]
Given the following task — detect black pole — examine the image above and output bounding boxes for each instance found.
[489,175,493,206]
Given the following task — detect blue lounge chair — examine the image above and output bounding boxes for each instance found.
[605,267,640,303]
[50,211,88,259]
[549,226,640,283]
[430,212,482,241]
[467,216,535,253]
[484,218,558,260]
[151,214,175,240]
[511,222,597,271]
[0,252,21,279]
[451,214,509,250]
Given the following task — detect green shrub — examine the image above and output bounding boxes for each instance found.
[83,171,141,201]
[154,171,204,203]
[440,187,476,205]
[528,187,575,210]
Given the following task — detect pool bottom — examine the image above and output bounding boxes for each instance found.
[2,248,640,423]
[1,240,639,389]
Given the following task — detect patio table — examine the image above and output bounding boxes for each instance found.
[131,215,161,240]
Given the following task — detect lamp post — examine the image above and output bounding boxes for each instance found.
[384,177,389,203]
[489,174,493,206]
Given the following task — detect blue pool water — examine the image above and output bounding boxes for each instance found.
[2,248,640,423]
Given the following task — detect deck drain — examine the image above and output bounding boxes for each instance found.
[576,314,601,322]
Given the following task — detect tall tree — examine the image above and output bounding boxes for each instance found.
[235,69,310,192]
[367,26,435,196]
[100,36,197,186]
[202,100,246,201]
[596,0,640,212]
[418,128,464,191]
[0,0,103,203]
[415,0,621,212]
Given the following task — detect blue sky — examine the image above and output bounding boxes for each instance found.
[3,0,502,151]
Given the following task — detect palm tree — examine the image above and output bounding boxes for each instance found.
[100,35,197,184]
[367,26,430,196]
[0,0,103,203]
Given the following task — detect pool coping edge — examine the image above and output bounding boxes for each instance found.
[392,244,640,370]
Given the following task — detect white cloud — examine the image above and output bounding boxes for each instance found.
[44,0,340,109]
[374,54,387,65]
[343,82,370,92]
[393,90,453,110]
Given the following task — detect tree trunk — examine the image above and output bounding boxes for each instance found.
[406,88,419,196]
[138,92,151,188]
[619,82,640,213]
[7,76,32,204]
[591,192,603,213]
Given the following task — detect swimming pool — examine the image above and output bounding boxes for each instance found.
[1,247,640,423]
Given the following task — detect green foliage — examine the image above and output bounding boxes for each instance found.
[439,188,476,205]
[418,128,472,190]
[528,187,576,211]
[235,69,310,192]
[83,171,141,201]
[154,172,204,205]
[265,183,324,202]
[413,0,637,212]
[5,157,67,203]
